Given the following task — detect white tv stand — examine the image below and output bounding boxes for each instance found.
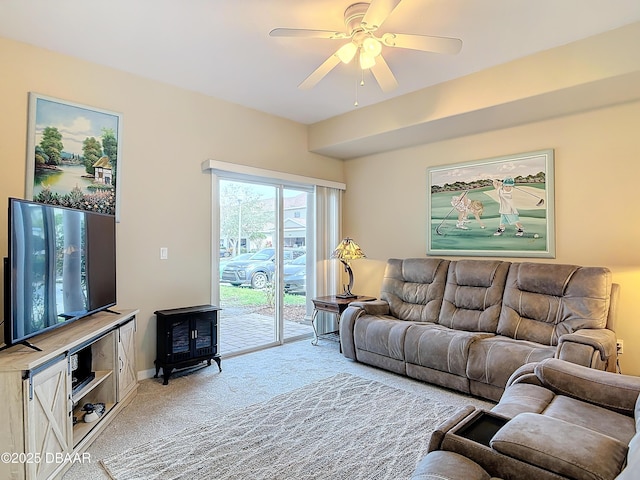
[0,309,138,480]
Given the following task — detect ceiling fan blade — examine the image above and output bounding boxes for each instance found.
[381,33,462,55]
[269,28,349,40]
[361,0,402,31]
[298,54,342,90]
[370,54,398,92]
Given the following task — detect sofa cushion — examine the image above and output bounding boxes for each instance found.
[542,395,636,445]
[353,315,413,361]
[380,258,449,322]
[438,260,510,333]
[405,324,493,377]
[497,263,612,345]
[467,336,555,389]
[514,262,579,297]
[491,413,627,480]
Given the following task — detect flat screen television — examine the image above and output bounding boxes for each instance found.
[3,198,117,349]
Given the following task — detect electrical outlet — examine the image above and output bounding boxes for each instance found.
[617,339,624,355]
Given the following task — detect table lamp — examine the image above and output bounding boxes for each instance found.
[331,237,366,298]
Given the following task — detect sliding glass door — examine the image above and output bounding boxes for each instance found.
[217,180,313,356]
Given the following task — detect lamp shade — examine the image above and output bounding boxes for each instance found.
[359,50,376,70]
[331,237,366,263]
[362,37,382,57]
[336,42,358,64]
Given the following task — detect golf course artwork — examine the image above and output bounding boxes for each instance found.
[427,150,555,258]
[26,93,122,220]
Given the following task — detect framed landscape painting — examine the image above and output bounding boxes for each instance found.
[427,149,555,258]
[26,93,123,220]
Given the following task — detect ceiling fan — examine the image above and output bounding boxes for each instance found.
[269,0,462,92]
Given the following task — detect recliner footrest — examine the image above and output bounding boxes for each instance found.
[490,413,627,480]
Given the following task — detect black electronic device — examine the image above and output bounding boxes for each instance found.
[4,198,117,349]
[70,347,95,395]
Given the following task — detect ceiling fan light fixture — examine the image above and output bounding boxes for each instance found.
[359,50,376,70]
[270,1,463,95]
[336,41,358,63]
[362,36,382,57]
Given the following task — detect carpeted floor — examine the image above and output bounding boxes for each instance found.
[63,338,494,479]
[101,373,460,479]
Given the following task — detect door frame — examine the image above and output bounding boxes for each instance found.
[214,179,313,352]
[205,160,345,354]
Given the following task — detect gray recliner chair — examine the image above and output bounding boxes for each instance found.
[415,358,640,480]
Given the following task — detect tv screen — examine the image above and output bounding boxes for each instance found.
[4,198,116,348]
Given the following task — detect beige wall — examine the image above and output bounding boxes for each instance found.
[0,37,344,373]
[2,32,640,379]
[343,100,640,374]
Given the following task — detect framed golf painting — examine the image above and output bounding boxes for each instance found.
[26,93,123,220]
[427,149,555,258]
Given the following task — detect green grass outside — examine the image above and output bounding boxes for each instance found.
[220,284,306,307]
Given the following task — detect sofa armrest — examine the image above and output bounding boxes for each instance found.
[557,328,617,371]
[350,299,390,316]
[535,358,640,415]
[411,451,496,480]
[339,305,365,359]
[504,362,543,388]
[339,301,391,359]
[427,406,477,452]
[558,328,616,361]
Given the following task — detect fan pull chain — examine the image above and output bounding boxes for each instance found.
[354,69,366,107]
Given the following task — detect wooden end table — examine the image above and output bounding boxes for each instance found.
[311,295,376,346]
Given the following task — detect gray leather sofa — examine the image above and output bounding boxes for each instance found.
[416,358,640,480]
[340,258,618,401]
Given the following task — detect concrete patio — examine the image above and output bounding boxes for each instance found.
[219,310,315,356]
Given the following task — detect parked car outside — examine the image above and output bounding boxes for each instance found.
[283,254,306,294]
[219,253,253,278]
[221,248,304,289]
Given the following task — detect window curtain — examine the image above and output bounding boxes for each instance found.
[314,185,342,334]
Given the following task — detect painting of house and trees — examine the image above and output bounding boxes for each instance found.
[427,150,555,258]
[26,94,122,219]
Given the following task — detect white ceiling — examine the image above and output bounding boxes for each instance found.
[2,0,640,125]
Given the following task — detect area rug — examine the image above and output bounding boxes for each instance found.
[100,373,458,480]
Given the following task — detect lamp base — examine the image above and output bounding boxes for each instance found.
[336,261,357,299]
[335,291,358,299]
